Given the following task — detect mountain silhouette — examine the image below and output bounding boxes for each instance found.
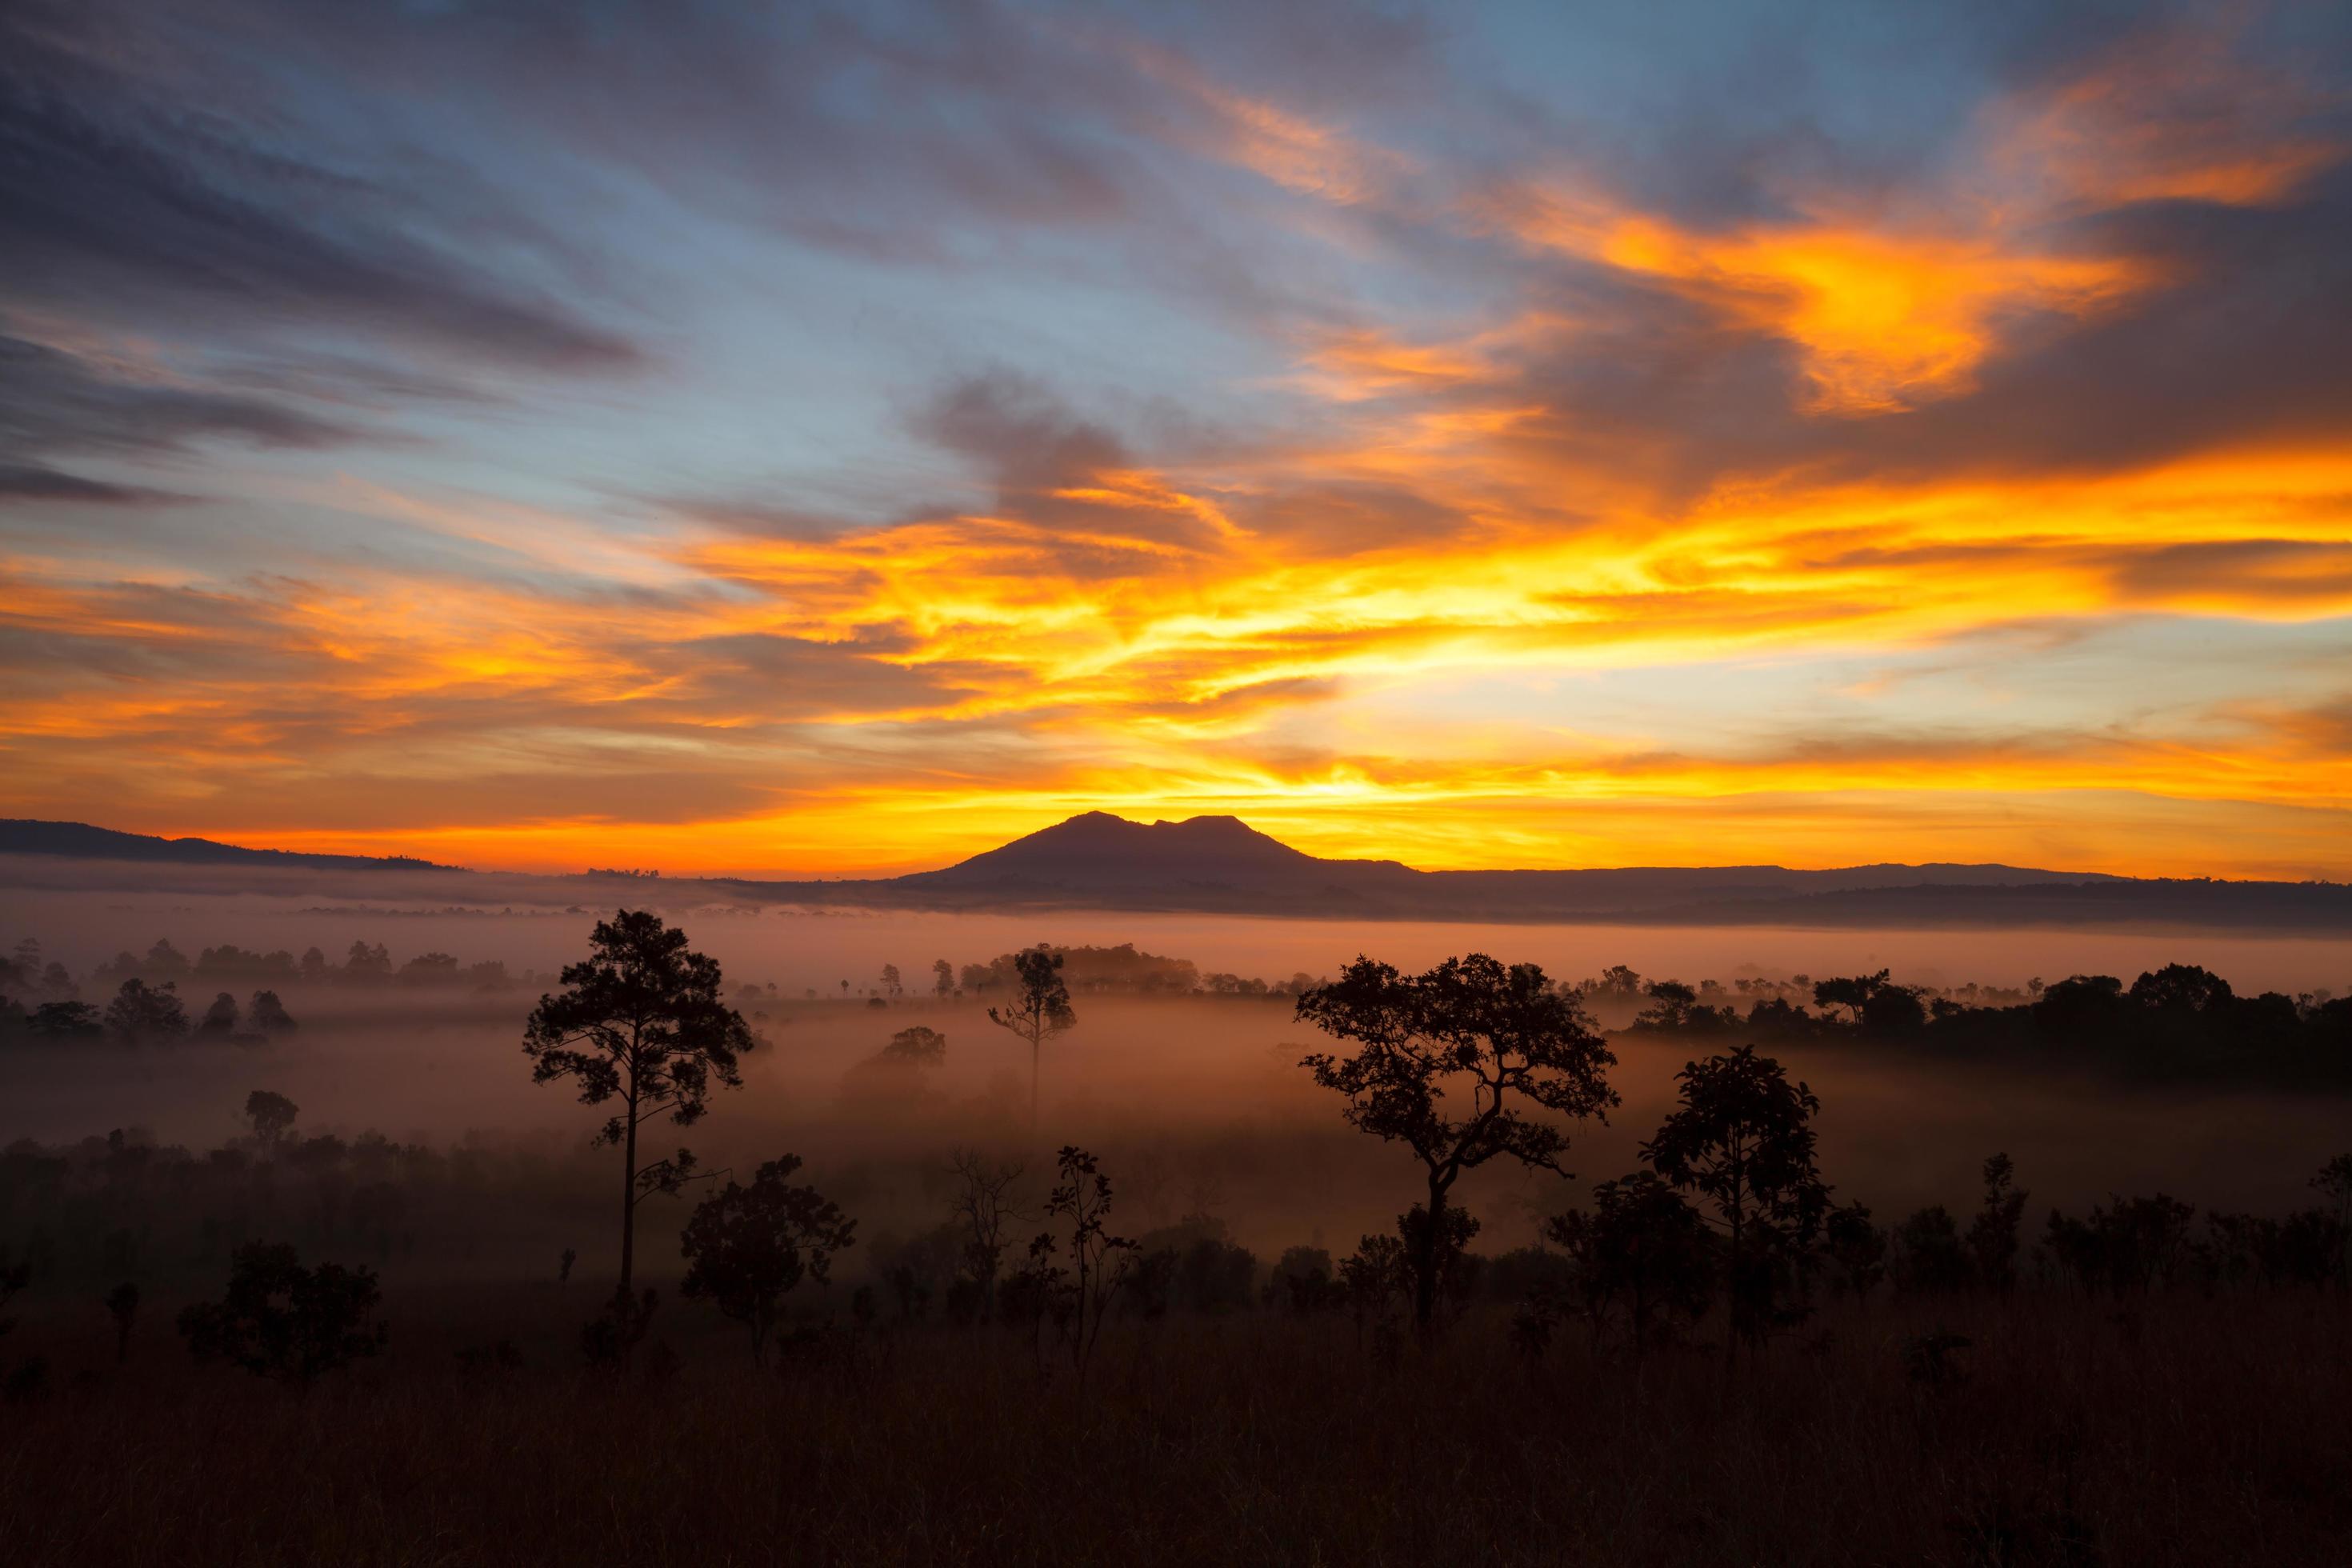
[7,812,2348,930]
[902,811,1410,894]
[0,819,458,872]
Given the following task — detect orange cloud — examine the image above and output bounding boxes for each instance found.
[4,14,2347,880]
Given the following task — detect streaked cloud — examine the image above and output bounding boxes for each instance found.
[2,0,2348,876]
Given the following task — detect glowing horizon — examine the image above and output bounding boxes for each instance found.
[3,2,2349,881]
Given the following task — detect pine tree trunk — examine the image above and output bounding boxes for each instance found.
[619,1088,639,1289]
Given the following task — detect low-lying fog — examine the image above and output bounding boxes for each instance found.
[6,874,2347,1280]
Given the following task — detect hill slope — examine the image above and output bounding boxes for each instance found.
[0,820,459,872]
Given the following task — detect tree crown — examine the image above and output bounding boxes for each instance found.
[522,910,752,1141]
[1297,953,1618,1182]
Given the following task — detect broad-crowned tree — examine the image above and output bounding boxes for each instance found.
[523,910,754,1288]
[678,1154,855,1365]
[245,1090,298,1148]
[176,1242,386,1389]
[1298,953,1618,1332]
[105,978,188,1044]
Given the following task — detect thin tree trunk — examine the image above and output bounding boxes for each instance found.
[1416,1174,1443,1334]
[619,1085,639,1290]
[1725,1178,1742,1381]
[1030,1027,1039,1135]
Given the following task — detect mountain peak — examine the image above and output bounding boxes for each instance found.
[910,810,1329,889]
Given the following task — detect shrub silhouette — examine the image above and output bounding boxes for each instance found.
[2314,1154,2352,1283]
[1338,1231,1411,1332]
[523,910,753,1288]
[1967,1153,2028,1290]
[678,1154,856,1366]
[1823,1202,1887,1300]
[1890,1206,1972,1294]
[1643,1045,1829,1373]
[1298,953,1618,1332]
[2045,1194,2198,1293]
[581,1285,658,1369]
[1543,1170,1714,1356]
[176,1242,386,1388]
[104,1282,138,1363]
[1009,1146,1134,1378]
[1266,1246,1339,1312]
[1129,1214,1256,1315]
[198,992,239,1036]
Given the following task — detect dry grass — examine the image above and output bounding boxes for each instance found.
[3,1288,2348,1566]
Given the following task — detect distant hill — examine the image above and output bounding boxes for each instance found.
[891,810,2122,908]
[10,813,2350,930]
[726,812,2352,930]
[0,820,460,873]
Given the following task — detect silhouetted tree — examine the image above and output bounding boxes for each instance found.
[2031,974,2128,1041]
[933,958,954,998]
[1823,1202,1887,1300]
[1966,1152,2027,1291]
[104,1282,138,1363]
[2044,1194,2198,1294]
[2315,1154,2352,1284]
[248,990,297,1034]
[679,1154,856,1365]
[1543,1170,1714,1356]
[1013,1146,1134,1379]
[1266,1246,1340,1312]
[1633,979,1698,1030]
[2130,963,2233,1016]
[1890,1206,1971,1293]
[27,1000,102,1039]
[881,1025,947,1066]
[559,1247,578,1284]
[104,979,188,1044]
[580,1286,658,1368]
[1338,1230,1410,1322]
[879,963,902,997]
[987,949,1074,1131]
[1643,1045,1828,1373]
[1811,970,1890,1025]
[0,1247,29,1344]
[1298,953,1618,1332]
[523,910,753,1289]
[177,1242,386,1388]
[245,1090,298,1148]
[198,992,240,1036]
[946,1148,1024,1322]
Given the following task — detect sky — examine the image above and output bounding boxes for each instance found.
[3,0,2350,878]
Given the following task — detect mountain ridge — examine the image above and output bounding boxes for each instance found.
[7,814,2347,930]
[0,820,462,873]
